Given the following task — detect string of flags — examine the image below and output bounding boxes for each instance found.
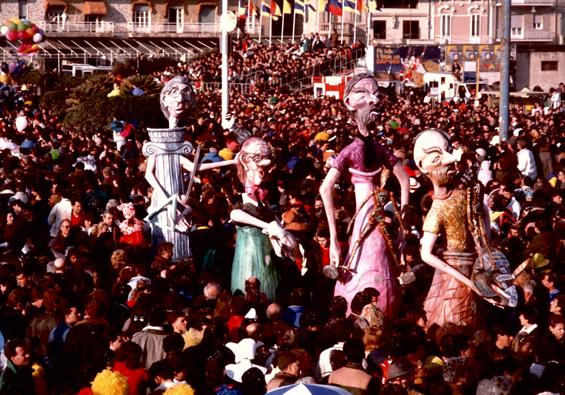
[239,0,379,20]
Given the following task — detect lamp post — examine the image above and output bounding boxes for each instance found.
[499,0,510,142]
[220,5,237,128]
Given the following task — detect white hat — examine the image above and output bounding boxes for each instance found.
[226,338,264,363]
[409,177,420,192]
[225,359,267,383]
[9,191,29,205]
[244,308,257,320]
[490,135,500,146]
[475,148,487,158]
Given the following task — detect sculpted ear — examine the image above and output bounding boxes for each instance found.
[240,153,250,170]
[343,95,354,111]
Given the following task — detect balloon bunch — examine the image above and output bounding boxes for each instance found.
[0,18,45,55]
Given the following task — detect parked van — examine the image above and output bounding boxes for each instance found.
[423,72,490,102]
[61,64,113,77]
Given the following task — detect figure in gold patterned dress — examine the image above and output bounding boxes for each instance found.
[414,129,480,328]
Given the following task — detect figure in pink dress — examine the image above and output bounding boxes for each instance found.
[319,73,410,318]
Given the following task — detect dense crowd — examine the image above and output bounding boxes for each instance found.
[0,39,563,395]
[157,39,364,92]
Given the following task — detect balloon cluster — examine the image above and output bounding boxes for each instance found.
[0,18,45,55]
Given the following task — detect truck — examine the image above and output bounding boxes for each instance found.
[423,72,490,102]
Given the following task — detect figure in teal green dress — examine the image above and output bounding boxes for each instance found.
[230,137,301,300]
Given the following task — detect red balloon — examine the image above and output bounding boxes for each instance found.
[6,31,17,41]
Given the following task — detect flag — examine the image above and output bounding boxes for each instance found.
[249,1,258,16]
[270,0,282,16]
[357,0,365,11]
[261,0,271,15]
[307,0,316,11]
[261,0,279,19]
[327,0,342,16]
[294,0,305,15]
[318,0,328,13]
[343,0,359,13]
[283,0,292,13]
[368,0,381,12]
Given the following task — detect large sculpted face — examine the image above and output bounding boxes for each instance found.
[413,129,457,187]
[238,137,272,190]
[344,77,380,136]
[160,76,194,126]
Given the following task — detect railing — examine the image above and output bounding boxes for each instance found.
[511,29,554,40]
[435,35,494,44]
[39,21,261,36]
[319,22,354,36]
[511,0,555,5]
[39,21,115,34]
[196,82,253,95]
[125,22,220,35]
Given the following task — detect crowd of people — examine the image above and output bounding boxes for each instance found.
[0,38,563,395]
[157,39,364,93]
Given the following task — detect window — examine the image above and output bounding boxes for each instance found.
[133,4,150,28]
[199,5,217,24]
[511,15,523,37]
[46,6,65,29]
[402,20,419,40]
[440,14,451,37]
[541,61,558,71]
[470,14,480,37]
[85,15,100,22]
[533,14,542,30]
[18,0,27,19]
[373,20,386,39]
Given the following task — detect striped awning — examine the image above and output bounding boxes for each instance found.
[83,1,107,15]
[45,0,67,8]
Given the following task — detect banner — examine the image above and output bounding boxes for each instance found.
[445,44,502,73]
[373,45,441,73]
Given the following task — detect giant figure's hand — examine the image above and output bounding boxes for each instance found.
[278,232,302,261]
[329,240,341,267]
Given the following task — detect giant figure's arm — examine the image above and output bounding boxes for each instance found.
[319,167,341,265]
[230,209,271,230]
[180,155,236,172]
[420,231,476,290]
[144,154,169,199]
[231,208,299,258]
[393,161,410,208]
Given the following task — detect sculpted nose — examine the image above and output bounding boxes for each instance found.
[367,94,378,106]
[442,151,456,165]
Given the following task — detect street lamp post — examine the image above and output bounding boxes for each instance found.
[499,0,510,142]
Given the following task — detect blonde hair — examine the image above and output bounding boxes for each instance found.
[111,249,127,269]
[91,369,129,395]
[164,383,195,395]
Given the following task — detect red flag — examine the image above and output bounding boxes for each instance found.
[270,0,281,15]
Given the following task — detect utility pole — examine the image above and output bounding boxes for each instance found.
[499,0,510,142]
[221,0,229,127]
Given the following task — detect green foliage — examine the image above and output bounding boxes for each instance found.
[39,91,67,117]
[39,73,167,133]
[62,94,165,133]
[72,74,113,100]
[18,68,42,85]
[126,74,160,96]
